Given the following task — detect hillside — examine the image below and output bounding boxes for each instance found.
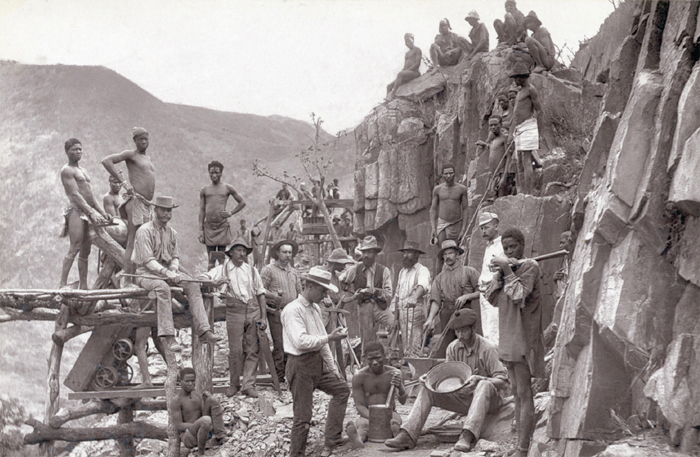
[0,61,355,289]
[0,61,355,420]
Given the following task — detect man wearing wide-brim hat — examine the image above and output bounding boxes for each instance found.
[386,308,508,452]
[200,236,267,398]
[340,235,394,357]
[260,239,302,383]
[281,267,350,456]
[131,196,220,353]
[523,11,555,73]
[477,211,504,343]
[423,240,481,358]
[390,240,431,357]
[463,11,489,61]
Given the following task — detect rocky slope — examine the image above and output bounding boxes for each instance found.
[352,0,700,455]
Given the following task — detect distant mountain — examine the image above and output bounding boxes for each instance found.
[0,60,356,288]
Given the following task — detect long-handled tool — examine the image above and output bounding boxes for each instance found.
[116,272,217,286]
[257,324,281,395]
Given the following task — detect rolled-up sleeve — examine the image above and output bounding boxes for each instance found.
[131,226,155,267]
[252,267,265,296]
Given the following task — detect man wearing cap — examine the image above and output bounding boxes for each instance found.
[282,266,350,456]
[478,211,505,343]
[261,239,302,383]
[102,127,157,282]
[487,228,544,457]
[509,63,543,195]
[430,163,469,247]
[60,138,112,289]
[524,11,555,73]
[390,240,431,357]
[131,196,220,357]
[386,308,508,452]
[424,240,480,357]
[200,237,267,398]
[341,236,393,357]
[198,161,246,270]
[463,11,489,61]
[386,33,422,100]
[429,19,464,71]
[494,0,527,46]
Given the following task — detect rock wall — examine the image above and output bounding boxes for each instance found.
[354,0,700,455]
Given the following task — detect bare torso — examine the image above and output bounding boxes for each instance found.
[176,391,204,425]
[512,85,536,127]
[103,192,124,217]
[489,135,507,173]
[533,27,555,56]
[201,183,234,225]
[434,183,468,223]
[61,164,98,208]
[124,150,156,200]
[354,366,399,408]
[404,47,422,73]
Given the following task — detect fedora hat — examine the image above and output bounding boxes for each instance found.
[358,235,382,252]
[304,266,339,293]
[271,239,299,260]
[225,237,253,255]
[151,196,179,209]
[397,240,426,255]
[523,11,542,28]
[327,248,354,264]
[438,240,464,260]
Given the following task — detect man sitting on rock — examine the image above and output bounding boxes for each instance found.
[524,11,556,73]
[385,308,508,452]
[346,341,407,449]
[172,367,228,456]
[387,33,422,100]
[463,11,490,61]
[494,0,527,46]
[429,19,464,71]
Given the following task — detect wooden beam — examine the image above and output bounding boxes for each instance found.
[42,304,69,456]
[284,199,354,209]
[24,418,167,445]
[52,325,94,345]
[49,400,118,428]
[68,376,273,400]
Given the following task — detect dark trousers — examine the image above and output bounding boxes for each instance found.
[286,352,350,456]
[267,311,287,381]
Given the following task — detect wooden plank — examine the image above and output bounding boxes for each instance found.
[68,376,273,400]
[288,199,354,209]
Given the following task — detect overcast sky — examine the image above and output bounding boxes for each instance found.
[0,0,615,133]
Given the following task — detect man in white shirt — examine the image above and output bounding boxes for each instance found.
[201,237,267,398]
[282,267,350,457]
[390,240,431,357]
[478,212,504,343]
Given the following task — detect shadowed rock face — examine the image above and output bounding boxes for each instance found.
[353,0,700,455]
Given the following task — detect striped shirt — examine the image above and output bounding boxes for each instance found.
[261,263,302,309]
[132,221,179,275]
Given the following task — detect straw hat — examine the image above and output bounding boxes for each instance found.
[304,266,339,293]
[151,196,178,209]
[327,248,354,264]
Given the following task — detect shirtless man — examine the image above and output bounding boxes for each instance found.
[508,64,543,195]
[429,19,463,71]
[386,33,422,100]
[524,11,556,73]
[346,342,407,449]
[198,161,246,269]
[496,92,513,131]
[60,138,110,289]
[172,367,227,456]
[101,127,156,281]
[430,164,469,246]
[494,0,527,46]
[476,116,511,198]
[102,173,128,246]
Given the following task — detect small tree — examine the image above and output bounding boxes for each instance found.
[0,395,28,452]
[253,114,342,254]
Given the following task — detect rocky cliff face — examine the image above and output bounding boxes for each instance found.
[353,0,700,455]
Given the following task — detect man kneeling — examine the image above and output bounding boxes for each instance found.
[385,309,508,452]
[172,367,227,455]
[346,341,407,448]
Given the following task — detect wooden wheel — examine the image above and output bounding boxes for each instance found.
[113,339,134,361]
[94,366,119,388]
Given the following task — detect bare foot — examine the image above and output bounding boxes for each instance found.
[346,423,364,449]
